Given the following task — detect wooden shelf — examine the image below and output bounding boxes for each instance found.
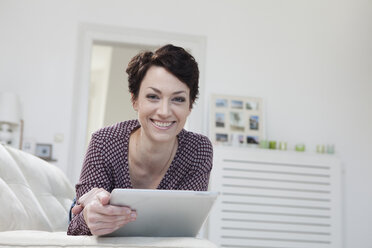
[38,157,57,162]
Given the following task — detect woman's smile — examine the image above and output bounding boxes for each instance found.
[151,119,176,129]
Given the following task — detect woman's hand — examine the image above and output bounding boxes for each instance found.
[71,188,106,216]
[73,188,137,236]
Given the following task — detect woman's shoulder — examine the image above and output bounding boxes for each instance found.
[91,119,140,142]
[178,129,213,152]
[177,130,213,173]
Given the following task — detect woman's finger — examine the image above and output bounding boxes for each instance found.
[95,204,134,217]
[71,204,83,215]
[79,188,109,207]
[90,218,130,230]
[90,218,135,236]
[84,202,136,223]
[92,213,131,223]
[96,190,111,205]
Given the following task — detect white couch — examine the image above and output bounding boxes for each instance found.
[0,144,216,248]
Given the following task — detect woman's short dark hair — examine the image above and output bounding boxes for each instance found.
[126,44,199,108]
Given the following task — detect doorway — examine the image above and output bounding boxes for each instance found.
[68,24,206,185]
[87,42,156,147]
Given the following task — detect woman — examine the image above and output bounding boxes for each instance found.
[67,44,213,236]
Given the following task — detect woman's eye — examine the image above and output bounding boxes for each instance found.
[173,97,186,103]
[146,94,159,100]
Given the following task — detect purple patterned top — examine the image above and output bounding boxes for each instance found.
[67,120,213,235]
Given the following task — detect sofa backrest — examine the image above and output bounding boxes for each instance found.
[0,144,74,232]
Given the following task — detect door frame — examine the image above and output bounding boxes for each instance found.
[67,23,207,184]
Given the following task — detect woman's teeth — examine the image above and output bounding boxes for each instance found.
[153,121,173,127]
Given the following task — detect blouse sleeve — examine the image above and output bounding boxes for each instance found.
[67,133,113,235]
[181,136,213,191]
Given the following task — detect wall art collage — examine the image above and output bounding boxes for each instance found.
[210,94,264,146]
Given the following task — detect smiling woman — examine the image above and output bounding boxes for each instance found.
[67,44,213,236]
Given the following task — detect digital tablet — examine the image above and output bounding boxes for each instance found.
[105,189,218,237]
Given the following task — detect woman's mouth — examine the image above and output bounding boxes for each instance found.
[151,120,175,129]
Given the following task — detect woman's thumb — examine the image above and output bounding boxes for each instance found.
[96,191,110,205]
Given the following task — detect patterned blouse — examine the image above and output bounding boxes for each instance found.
[67,120,213,235]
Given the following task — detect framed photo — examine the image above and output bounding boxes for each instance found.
[210,94,264,146]
[22,137,36,154]
[35,143,53,160]
[216,133,228,143]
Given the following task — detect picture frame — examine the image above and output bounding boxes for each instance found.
[210,94,264,146]
[22,137,36,154]
[35,143,53,160]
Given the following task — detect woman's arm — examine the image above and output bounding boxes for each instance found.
[67,134,136,236]
[180,136,213,191]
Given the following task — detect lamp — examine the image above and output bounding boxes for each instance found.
[0,92,23,148]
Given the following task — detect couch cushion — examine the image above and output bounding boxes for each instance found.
[0,179,31,230]
[0,231,217,248]
[0,145,52,231]
[0,145,74,231]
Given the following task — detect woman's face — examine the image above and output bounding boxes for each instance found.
[133,66,191,143]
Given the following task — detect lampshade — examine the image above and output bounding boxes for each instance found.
[0,92,21,125]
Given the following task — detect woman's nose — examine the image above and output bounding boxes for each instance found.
[158,100,171,117]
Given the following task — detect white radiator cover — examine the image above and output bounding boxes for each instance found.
[208,146,342,248]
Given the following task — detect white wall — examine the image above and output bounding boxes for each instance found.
[0,0,371,247]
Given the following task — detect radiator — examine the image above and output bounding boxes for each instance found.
[208,146,342,248]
